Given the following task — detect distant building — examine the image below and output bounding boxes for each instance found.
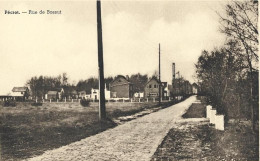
[134,92,144,98]
[45,91,58,100]
[144,78,163,99]
[45,88,65,100]
[168,84,173,97]
[11,87,29,100]
[192,83,198,94]
[183,81,192,95]
[90,88,110,100]
[110,75,134,98]
[161,82,169,98]
[70,89,78,99]
[78,91,87,99]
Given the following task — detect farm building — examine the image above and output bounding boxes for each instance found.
[45,88,65,100]
[144,78,163,99]
[110,75,134,98]
[11,87,29,100]
[45,91,58,100]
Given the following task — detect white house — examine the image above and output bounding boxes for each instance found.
[91,88,111,100]
[11,87,29,100]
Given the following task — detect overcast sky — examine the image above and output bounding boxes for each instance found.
[0,0,227,94]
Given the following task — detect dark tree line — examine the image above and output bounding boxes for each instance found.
[196,0,258,131]
[26,73,149,98]
[26,73,69,99]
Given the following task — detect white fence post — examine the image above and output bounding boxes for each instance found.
[50,99,51,103]
[78,99,81,103]
[57,99,58,103]
[210,109,217,124]
[215,115,224,130]
[206,105,212,118]
[147,98,148,102]
[65,97,66,103]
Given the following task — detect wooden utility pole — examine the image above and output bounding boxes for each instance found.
[97,0,106,120]
[159,43,161,105]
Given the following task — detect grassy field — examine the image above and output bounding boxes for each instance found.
[0,101,162,160]
[152,96,259,160]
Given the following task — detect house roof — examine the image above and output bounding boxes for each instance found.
[145,77,160,86]
[110,75,133,87]
[192,83,198,87]
[12,87,28,92]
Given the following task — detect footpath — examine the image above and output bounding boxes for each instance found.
[27,96,197,161]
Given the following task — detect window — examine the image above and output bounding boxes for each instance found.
[154,84,157,88]
[149,85,152,88]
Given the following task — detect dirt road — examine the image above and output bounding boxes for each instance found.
[27,96,197,161]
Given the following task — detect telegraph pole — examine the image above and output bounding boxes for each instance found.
[97,0,106,120]
[159,43,161,105]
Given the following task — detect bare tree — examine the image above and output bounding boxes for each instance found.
[218,0,258,131]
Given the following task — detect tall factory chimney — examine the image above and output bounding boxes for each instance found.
[172,63,175,82]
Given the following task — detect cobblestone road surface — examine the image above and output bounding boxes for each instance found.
[27,96,196,161]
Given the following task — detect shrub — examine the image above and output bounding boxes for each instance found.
[80,99,90,107]
[4,99,16,107]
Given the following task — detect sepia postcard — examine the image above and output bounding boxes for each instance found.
[0,0,258,160]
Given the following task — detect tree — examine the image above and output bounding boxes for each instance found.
[129,73,148,93]
[105,77,114,90]
[61,72,69,86]
[76,77,98,93]
[196,48,243,120]
[26,74,68,99]
[219,0,258,131]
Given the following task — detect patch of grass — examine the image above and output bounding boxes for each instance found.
[182,103,206,118]
[0,107,116,160]
[152,121,259,160]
